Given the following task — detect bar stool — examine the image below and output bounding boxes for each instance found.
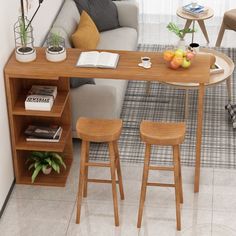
[137,121,186,231]
[76,117,124,226]
[216,9,236,47]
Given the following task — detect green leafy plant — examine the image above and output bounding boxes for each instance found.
[19,17,28,48]
[167,22,195,39]
[26,151,66,183]
[48,32,64,52]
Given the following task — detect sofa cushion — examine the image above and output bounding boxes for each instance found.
[73,0,120,32]
[53,0,80,39]
[70,77,95,88]
[97,27,138,51]
[71,11,100,49]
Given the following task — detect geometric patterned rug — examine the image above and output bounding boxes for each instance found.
[90,44,236,169]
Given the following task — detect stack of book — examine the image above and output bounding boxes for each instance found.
[24,125,62,142]
[25,85,57,111]
[182,3,208,17]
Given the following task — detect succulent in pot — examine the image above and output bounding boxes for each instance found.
[26,151,66,183]
[46,32,67,62]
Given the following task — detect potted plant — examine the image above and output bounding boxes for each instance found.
[14,16,36,63]
[167,22,195,50]
[14,0,37,62]
[46,32,67,62]
[26,151,66,183]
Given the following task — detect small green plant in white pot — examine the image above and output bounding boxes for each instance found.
[167,22,195,50]
[26,151,66,183]
[14,16,36,62]
[46,32,67,62]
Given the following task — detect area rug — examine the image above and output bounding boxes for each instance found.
[90,44,236,169]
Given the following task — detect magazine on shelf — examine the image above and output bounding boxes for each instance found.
[210,63,224,75]
[26,128,63,142]
[28,85,57,99]
[25,94,54,111]
[76,51,119,69]
[24,125,61,139]
[182,3,208,17]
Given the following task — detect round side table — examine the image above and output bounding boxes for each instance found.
[176,7,214,44]
[163,48,235,119]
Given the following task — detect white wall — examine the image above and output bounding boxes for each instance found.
[0,0,64,213]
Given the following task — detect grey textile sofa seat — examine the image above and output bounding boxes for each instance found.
[49,0,139,137]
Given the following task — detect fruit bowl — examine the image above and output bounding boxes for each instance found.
[163,49,196,70]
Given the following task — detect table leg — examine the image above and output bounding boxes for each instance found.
[226,76,232,102]
[197,20,210,44]
[184,20,192,30]
[194,83,205,193]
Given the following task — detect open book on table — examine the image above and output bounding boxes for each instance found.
[76,51,119,69]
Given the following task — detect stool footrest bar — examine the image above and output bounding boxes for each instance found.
[149,166,174,171]
[85,162,110,167]
[147,182,175,187]
[88,178,119,184]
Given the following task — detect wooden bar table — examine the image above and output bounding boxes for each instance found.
[5,48,210,192]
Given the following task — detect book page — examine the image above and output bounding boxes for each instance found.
[76,51,99,67]
[97,52,119,68]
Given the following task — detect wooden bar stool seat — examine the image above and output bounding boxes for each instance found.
[140,122,186,146]
[76,117,124,227]
[137,120,186,231]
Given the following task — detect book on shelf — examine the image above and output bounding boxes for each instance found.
[28,85,57,99]
[25,94,54,111]
[24,125,61,139]
[182,3,208,17]
[210,63,224,75]
[76,51,119,69]
[26,128,63,142]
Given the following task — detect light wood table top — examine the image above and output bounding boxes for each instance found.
[177,7,214,21]
[5,48,210,84]
[165,48,235,88]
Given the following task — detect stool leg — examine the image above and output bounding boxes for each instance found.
[137,143,151,228]
[177,145,183,204]
[173,145,181,231]
[83,142,90,198]
[76,140,87,224]
[109,142,119,226]
[113,141,125,200]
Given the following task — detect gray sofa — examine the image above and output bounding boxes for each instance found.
[49,0,139,136]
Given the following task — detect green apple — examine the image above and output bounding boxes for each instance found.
[174,49,184,57]
[181,58,191,68]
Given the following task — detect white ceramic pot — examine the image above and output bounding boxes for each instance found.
[177,39,186,51]
[46,46,67,62]
[42,166,52,175]
[15,47,36,63]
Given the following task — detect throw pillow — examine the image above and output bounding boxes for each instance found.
[73,0,120,32]
[71,11,100,49]
[70,77,95,89]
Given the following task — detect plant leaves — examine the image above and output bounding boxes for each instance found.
[28,163,35,170]
[52,153,66,169]
[31,164,43,183]
[51,160,59,173]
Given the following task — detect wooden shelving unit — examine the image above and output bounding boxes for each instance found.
[4,57,73,187]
